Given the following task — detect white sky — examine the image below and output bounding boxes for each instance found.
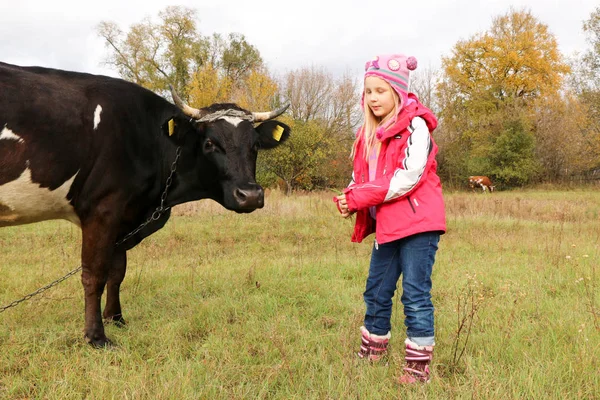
[0,0,597,80]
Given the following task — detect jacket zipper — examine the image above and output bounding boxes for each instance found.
[407,195,416,213]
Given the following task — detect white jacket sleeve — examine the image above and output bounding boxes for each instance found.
[384,116,431,202]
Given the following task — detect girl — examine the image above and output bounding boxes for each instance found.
[334,54,446,384]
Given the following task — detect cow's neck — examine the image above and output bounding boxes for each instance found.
[159,145,216,208]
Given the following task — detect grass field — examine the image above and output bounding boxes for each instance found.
[0,189,599,399]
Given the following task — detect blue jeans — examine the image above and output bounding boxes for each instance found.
[363,232,439,340]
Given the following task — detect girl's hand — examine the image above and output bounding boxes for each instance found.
[334,194,353,218]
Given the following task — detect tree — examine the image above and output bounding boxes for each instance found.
[97,6,266,104]
[284,66,334,123]
[582,7,600,92]
[487,113,539,186]
[567,7,600,175]
[441,9,568,103]
[98,6,204,95]
[221,33,263,87]
[187,63,233,107]
[534,95,592,181]
[410,66,440,114]
[273,67,360,192]
[437,8,571,187]
[233,69,279,112]
[257,117,335,195]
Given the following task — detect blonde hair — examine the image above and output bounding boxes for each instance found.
[352,81,401,162]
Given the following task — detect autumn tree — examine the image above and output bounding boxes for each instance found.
[581,7,600,93]
[187,63,233,107]
[283,67,360,133]
[257,117,336,195]
[97,6,267,107]
[233,69,280,112]
[567,7,600,176]
[98,6,204,95]
[437,8,570,187]
[410,66,440,114]
[581,7,600,170]
[264,67,360,192]
[534,95,591,181]
[221,33,263,87]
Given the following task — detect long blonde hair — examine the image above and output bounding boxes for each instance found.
[352,81,401,162]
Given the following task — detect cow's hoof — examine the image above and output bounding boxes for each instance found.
[104,314,127,328]
[84,334,113,348]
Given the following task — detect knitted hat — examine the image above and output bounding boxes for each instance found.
[364,54,418,108]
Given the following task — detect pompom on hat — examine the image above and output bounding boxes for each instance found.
[363,54,418,107]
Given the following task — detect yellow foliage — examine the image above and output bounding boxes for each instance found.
[187,66,278,110]
[234,70,279,111]
[441,9,570,103]
[435,9,577,184]
[188,64,233,107]
[534,94,594,177]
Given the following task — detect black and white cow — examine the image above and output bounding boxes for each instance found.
[0,62,290,347]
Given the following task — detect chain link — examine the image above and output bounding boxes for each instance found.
[0,147,182,313]
[116,146,181,245]
[0,267,81,313]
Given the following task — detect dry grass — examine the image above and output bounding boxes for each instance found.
[0,188,599,399]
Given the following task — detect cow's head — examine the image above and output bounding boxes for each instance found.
[167,87,290,213]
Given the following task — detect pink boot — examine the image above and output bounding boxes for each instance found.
[398,338,434,384]
[357,326,390,361]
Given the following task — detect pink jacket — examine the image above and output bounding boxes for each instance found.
[344,94,446,244]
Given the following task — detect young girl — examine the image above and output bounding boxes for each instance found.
[334,54,446,384]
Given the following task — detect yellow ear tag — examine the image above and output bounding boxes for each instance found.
[168,119,175,136]
[272,125,284,142]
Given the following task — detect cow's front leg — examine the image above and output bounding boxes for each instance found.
[80,209,121,347]
[103,249,127,327]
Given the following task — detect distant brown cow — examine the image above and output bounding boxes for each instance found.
[469,176,495,192]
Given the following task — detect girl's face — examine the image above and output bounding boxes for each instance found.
[364,76,397,119]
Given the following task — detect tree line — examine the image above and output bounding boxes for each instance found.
[98,6,600,192]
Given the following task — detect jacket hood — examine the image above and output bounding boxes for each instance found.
[376,93,438,141]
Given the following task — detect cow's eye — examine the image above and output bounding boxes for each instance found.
[204,139,215,152]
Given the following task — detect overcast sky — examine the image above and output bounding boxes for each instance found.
[1,0,597,81]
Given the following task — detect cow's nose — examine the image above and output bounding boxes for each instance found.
[233,186,264,209]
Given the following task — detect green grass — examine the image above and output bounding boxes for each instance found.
[0,189,599,399]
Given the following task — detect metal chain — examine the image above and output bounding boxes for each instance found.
[0,146,182,313]
[116,146,182,246]
[0,267,81,313]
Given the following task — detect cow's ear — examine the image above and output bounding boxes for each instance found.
[255,120,290,149]
[161,115,193,144]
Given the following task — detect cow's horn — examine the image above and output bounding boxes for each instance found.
[251,102,290,122]
[169,85,207,119]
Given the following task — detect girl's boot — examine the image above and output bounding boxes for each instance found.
[357,326,390,361]
[398,338,434,383]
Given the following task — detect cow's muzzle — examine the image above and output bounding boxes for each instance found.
[231,184,264,211]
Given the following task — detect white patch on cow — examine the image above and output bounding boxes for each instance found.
[93,105,103,130]
[221,116,244,127]
[0,168,81,227]
[0,126,24,143]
